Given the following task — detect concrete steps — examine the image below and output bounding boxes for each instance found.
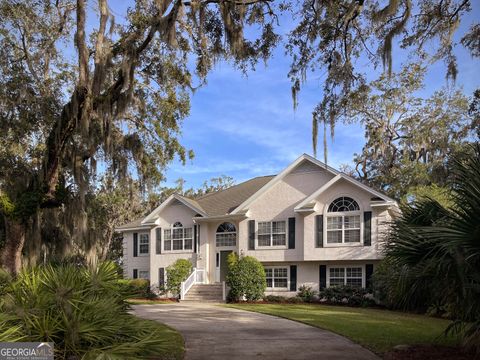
[182,284,224,302]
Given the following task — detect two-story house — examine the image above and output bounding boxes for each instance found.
[116,154,397,300]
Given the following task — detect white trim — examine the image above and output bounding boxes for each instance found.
[264,266,290,291]
[296,174,396,212]
[142,194,207,224]
[138,233,150,256]
[231,154,340,215]
[295,174,342,210]
[256,220,288,249]
[138,269,150,280]
[323,194,363,247]
[326,264,365,288]
[115,226,151,232]
[163,225,194,253]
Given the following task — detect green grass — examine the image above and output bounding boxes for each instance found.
[225,304,460,354]
[127,298,177,305]
[145,319,184,360]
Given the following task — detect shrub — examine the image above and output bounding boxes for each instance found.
[263,295,287,303]
[297,285,317,302]
[0,261,174,358]
[166,259,192,297]
[227,255,266,302]
[318,285,375,307]
[117,278,150,297]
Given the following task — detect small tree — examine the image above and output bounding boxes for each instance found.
[166,259,192,297]
[226,255,266,302]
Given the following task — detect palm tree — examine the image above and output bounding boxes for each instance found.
[383,143,480,350]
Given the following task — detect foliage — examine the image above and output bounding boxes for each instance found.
[297,285,317,303]
[345,64,475,199]
[262,295,303,304]
[0,0,279,273]
[0,261,183,359]
[226,255,266,302]
[227,304,459,354]
[166,259,192,297]
[117,278,151,298]
[382,144,480,350]
[287,0,477,161]
[318,286,376,307]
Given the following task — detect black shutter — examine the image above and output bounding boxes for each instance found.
[156,228,162,254]
[364,211,372,246]
[319,265,326,290]
[197,224,200,253]
[194,224,200,253]
[365,264,374,289]
[133,269,138,279]
[133,233,138,257]
[158,268,165,286]
[315,215,323,247]
[248,220,255,250]
[288,217,296,249]
[290,265,297,291]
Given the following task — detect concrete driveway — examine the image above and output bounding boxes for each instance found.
[133,303,379,360]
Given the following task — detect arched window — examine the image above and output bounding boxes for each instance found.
[326,197,361,244]
[216,222,237,247]
[164,221,192,251]
[327,197,359,212]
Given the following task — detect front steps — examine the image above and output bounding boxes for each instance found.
[182,284,224,302]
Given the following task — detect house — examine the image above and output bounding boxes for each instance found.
[116,154,397,300]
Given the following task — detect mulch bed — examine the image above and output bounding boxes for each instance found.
[384,345,476,360]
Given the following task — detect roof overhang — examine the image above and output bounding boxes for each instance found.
[193,214,248,223]
[230,154,340,215]
[114,225,152,232]
[142,193,207,224]
[294,172,398,212]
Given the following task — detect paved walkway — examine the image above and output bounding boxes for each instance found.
[133,303,379,360]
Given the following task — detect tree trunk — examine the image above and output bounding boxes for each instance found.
[1,217,26,274]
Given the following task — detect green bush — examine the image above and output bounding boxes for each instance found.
[262,295,303,303]
[0,261,177,359]
[117,278,151,298]
[319,286,375,307]
[297,285,317,302]
[226,254,266,302]
[166,259,192,297]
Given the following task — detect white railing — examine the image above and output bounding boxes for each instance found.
[180,268,206,300]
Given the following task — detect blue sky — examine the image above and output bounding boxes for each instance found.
[103,1,479,189]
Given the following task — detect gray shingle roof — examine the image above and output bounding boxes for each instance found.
[116,218,149,230]
[195,175,275,216]
[117,175,275,231]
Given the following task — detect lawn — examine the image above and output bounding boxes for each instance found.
[145,319,184,360]
[226,303,459,354]
[127,298,177,305]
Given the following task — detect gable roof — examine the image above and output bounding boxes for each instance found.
[118,153,396,229]
[142,193,208,224]
[294,173,396,211]
[230,154,340,214]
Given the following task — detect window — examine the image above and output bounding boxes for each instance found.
[164,222,193,251]
[265,267,288,288]
[258,221,286,247]
[328,267,363,288]
[139,233,149,255]
[326,197,361,244]
[138,270,149,279]
[216,222,237,247]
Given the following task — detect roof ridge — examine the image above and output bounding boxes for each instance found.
[194,175,276,200]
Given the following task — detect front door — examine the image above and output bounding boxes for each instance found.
[219,250,232,282]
